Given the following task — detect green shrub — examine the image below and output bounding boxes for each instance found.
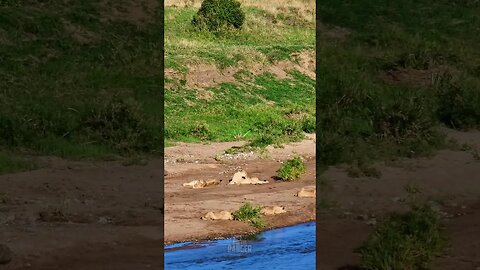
[233,202,266,228]
[434,72,480,129]
[360,205,445,270]
[277,156,306,181]
[81,96,154,153]
[192,0,245,32]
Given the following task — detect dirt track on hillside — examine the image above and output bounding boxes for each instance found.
[318,127,480,269]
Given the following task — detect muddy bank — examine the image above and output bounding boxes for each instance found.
[0,158,162,269]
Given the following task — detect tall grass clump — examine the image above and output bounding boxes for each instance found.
[359,205,445,270]
[233,202,267,228]
[276,156,306,181]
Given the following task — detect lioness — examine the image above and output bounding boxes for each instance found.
[228,170,268,185]
[201,210,233,220]
[296,186,316,198]
[182,179,222,189]
[261,206,286,216]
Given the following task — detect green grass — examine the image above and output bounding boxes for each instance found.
[165,4,315,146]
[0,1,162,163]
[276,156,306,181]
[318,0,480,168]
[233,202,267,228]
[359,205,445,270]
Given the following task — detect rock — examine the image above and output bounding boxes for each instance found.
[0,244,12,265]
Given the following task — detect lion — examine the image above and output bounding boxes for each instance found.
[228,170,268,185]
[201,210,233,220]
[261,206,286,216]
[296,186,316,198]
[182,179,222,189]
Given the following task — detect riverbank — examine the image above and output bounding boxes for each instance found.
[318,127,480,269]
[164,136,316,244]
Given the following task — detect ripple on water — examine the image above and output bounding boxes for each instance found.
[165,222,316,270]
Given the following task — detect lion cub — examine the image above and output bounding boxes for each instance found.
[182,179,222,189]
[296,186,316,198]
[228,170,268,185]
[201,210,233,220]
[261,206,286,216]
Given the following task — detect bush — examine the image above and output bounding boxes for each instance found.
[434,72,480,129]
[277,156,306,181]
[233,202,267,228]
[81,96,154,153]
[192,0,245,32]
[359,205,445,270]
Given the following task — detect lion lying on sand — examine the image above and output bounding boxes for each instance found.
[229,170,269,185]
[261,206,286,215]
[201,210,233,220]
[296,186,316,198]
[182,179,222,189]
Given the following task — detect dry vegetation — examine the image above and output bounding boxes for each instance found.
[165,0,315,22]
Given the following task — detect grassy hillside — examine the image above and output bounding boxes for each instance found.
[318,0,480,168]
[0,1,162,172]
[164,0,315,147]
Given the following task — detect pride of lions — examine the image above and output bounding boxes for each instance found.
[181,169,315,221]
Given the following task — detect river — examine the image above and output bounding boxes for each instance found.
[165,222,316,270]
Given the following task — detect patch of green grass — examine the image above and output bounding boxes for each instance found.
[165,6,314,69]
[0,1,162,160]
[165,4,315,147]
[276,156,306,181]
[318,0,480,168]
[233,202,267,228]
[359,204,445,270]
[165,73,315,145]
[0,152,38,175]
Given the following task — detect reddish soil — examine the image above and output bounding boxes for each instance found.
[318,127,480,269]
[164,136,316,244]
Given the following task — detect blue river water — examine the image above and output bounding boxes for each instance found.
[164,222,316,270]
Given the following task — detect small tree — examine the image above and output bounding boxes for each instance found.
[192,0,245,32]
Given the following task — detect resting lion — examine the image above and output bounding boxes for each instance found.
[201,210,233,220]
[296,186,316,198]
[261,206,286,216]
[182,179,222,189]
[228,170,268,185]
